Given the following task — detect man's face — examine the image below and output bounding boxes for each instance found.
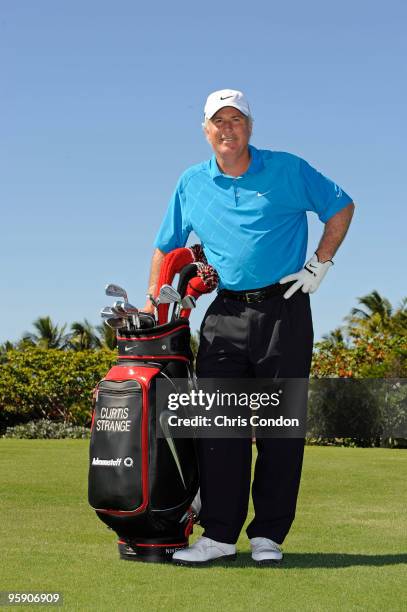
[205,107,251,158]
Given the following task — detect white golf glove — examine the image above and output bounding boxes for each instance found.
[279,253,333,299]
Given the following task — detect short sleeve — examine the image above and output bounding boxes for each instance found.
[299,159,353,223]
[153,179,192,252]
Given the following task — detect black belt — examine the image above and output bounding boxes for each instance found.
[219,282,291,304]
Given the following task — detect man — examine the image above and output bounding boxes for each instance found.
[143,89,354,565]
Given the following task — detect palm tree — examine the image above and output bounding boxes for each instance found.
[351,290,392,323]
[347,291,392,337]
[321,327,346,346]
[0,340,14,352]
[0,340,15,363]
[347,291,406,338]
[96,322,117,350]
[392,298,407,336]
[22,316,68,349]
[69,319,102,350]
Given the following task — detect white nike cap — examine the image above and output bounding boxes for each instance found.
[204,89,251,120]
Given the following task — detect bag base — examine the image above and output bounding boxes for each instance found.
[118,537,189,563]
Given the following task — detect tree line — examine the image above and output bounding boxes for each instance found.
[1,290,406,377]
[0,290,405,443]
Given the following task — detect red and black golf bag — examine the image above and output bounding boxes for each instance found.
[88,246,218,562]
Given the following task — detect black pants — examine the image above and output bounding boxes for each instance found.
[195,290,313,545]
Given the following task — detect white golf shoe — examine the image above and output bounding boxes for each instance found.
[172,536,237,566]
[250,537,283,564]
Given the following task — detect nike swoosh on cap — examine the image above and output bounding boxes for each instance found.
[220,95,234,100]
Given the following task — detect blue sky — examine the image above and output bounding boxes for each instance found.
[1,0,406,343]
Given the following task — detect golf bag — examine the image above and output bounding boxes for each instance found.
[88,247,218,563]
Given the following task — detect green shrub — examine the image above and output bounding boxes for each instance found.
[0,347,116,429]
[307,379,383,446]
[2,419,90,439]
[307,379,407,447]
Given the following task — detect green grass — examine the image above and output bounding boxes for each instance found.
[0,441,406,611]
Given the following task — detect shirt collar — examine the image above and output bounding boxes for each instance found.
[209,145,265,180]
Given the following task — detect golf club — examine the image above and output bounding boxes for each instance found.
[105,317,127,329]
[158,284,182,305]
[172,263,198,321]
[111,300,126,315]
[100,306,115,319]
[123,301,140,329]
[147,293,159,322]
[175,294,196,318]
[105,283,128,302]
[111,301,132,330]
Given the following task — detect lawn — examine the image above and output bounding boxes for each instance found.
[0,441,406,611]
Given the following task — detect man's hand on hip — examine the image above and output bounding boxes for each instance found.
[279,254,333,299]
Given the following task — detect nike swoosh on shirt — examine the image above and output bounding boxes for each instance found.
[257,191,271,197]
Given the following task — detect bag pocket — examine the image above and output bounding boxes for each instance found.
[88,380,144,512]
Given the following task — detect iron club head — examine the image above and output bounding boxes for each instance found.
[100,306,115,319]
[104,317,126,329]
[112,300,127,315]
[123,302,140,329]
[105,283,128,302]
[158,284,182,304]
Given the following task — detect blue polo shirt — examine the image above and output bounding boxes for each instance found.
[154,145,353,290]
